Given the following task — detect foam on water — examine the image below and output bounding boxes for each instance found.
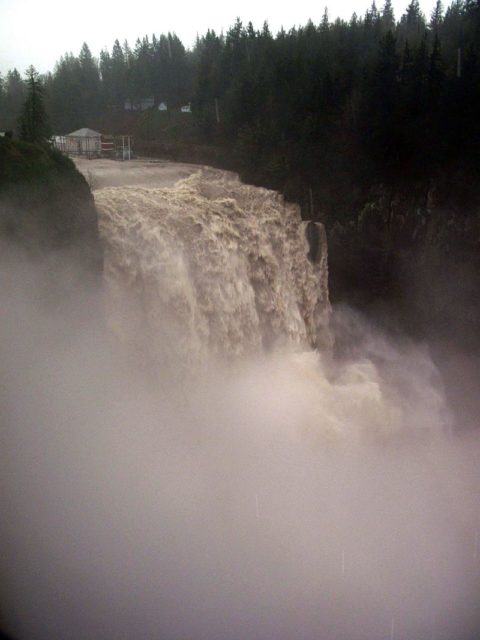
[95,168,331,372]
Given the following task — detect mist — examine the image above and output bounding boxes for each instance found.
[0,239,479,640]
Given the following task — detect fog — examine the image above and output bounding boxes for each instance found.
[1,242,479,640]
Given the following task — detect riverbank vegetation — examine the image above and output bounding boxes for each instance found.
[0,137,102,272]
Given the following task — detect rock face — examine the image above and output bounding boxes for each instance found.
[327,180,480,349]
[0,138,102,271]
[95,167,331,371]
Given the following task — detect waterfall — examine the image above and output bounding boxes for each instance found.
[95,168,331,372]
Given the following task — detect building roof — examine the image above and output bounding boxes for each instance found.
[66,128,101,137]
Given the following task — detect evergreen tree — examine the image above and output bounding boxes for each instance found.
[193,29,225,135]
[430,0,444,32]
[0,73,4,127]
[79,42,101,119]
[99,48,113,105]
[19,66,51,143]
[111,38,128,105]
[1,69,26,131]
[364,30,401,179]
[442,0,465,64]
[380,0,395,32]
[399,0,426,47]
[49,54,83,132]
[320,7,330,32]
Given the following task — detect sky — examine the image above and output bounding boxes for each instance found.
[0,0,438,75]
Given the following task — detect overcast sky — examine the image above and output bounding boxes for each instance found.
[1,0,438,75]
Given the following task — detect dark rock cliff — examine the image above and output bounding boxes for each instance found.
[0,138,102,273]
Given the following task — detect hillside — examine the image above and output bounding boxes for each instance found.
[0,137,102,271]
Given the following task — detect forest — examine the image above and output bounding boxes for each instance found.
[1,0,479,340]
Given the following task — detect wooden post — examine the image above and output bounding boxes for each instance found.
[215,98,220,123]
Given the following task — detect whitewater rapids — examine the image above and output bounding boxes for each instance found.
[95,167,331,371]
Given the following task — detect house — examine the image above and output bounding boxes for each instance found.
[181,103,192,113]
[124,97,155,112]
[158,102,168,111]
[65,128,102,158]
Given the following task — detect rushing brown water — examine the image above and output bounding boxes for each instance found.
[95,168,331,371]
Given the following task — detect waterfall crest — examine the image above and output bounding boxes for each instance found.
[95,168,331,370]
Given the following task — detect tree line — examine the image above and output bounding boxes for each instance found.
[1,0,479,215]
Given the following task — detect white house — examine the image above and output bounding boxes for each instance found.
[65,128,102,158]
[181,103,192,113]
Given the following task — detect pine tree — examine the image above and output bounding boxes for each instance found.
[366,30,401,178]
[320,7,330,32]
[49,54,83,132]
[399,0,426,47]
[2,69,26,131]
[430,0,444,33]
[381,0,395,32]
[99,48,113,106]
[370,1,379,22]
[19,66,51,143]
[79,42,101,119]
[0,72,4,128]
